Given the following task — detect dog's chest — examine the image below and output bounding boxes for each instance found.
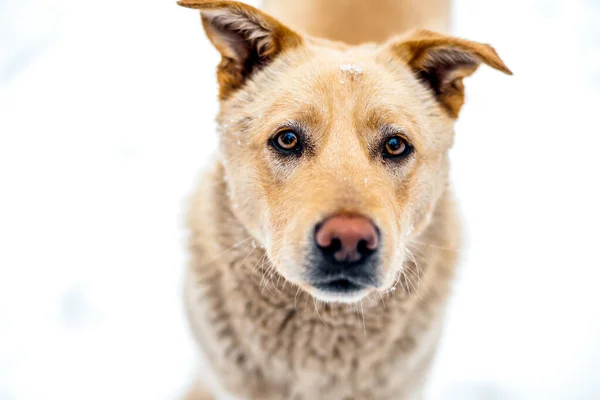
[195,270,439,400]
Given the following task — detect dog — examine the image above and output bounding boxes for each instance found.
[177,1,511,399]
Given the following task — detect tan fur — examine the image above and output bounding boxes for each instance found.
[262,0,452,43]
[183,378,214,400]
[177,1,510,399]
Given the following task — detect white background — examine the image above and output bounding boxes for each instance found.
[1,0,599,399]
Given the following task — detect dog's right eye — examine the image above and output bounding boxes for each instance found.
[271,129,302,155]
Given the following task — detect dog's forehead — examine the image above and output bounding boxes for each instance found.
[231,43,449,151]
[256,44,427,130]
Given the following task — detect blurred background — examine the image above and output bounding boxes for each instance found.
[1,0,599,399]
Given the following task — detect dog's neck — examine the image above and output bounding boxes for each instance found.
[262,0,451,45]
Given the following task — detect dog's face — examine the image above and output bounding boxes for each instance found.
[180,1,510,302]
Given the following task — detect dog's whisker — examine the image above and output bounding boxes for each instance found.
[404,248,424,299]
[408,239,459,253]
[252,252,267,279]
[263,271,278,295]
[294,286,303,311]
[383,269,404,298]
[377,290,387,309]
[196,236,254,270]
[360,300,367,339]
[251,252,267,278]
[398,258,418,296]
[401,264,422,300]
[268,267,280,293]
[259,258,278,295]
[313,298,329,328]
[276,270,285,290]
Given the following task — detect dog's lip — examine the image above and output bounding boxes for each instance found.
[309,274,376,293]
[312,279,364,293]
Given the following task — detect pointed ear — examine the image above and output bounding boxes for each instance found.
[178,0,302,99]
[389,29,512,118]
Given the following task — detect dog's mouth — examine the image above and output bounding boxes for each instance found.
[307,278,373,303]
[312,278,367,293]
[306,272,378,302]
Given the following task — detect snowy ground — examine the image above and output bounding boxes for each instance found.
[1,0,599,399]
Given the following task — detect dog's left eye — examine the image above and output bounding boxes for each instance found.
[271,129,302,154]
[383,136,412,159]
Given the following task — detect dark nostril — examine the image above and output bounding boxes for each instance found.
[357,239,370,255]
[319,237,342,257]
[329,238,342,253]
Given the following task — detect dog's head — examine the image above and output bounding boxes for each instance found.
[179,1,511,303]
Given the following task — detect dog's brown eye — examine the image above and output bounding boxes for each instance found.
[383,136,412,158]
[271,129,301,154]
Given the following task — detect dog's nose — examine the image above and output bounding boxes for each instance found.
[315,214,379,263]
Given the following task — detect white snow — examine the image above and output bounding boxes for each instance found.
[339,63,364,75]
[1,0,600,399]
[338,63,364,84]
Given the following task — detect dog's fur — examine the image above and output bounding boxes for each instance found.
[262,0,451,43]
[178,1,510,399]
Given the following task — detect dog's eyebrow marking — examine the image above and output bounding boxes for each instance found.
[364,110,401,133]
[238,116,254,135]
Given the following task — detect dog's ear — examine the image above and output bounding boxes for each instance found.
[178,0,302,99]
[389,29,512,118]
